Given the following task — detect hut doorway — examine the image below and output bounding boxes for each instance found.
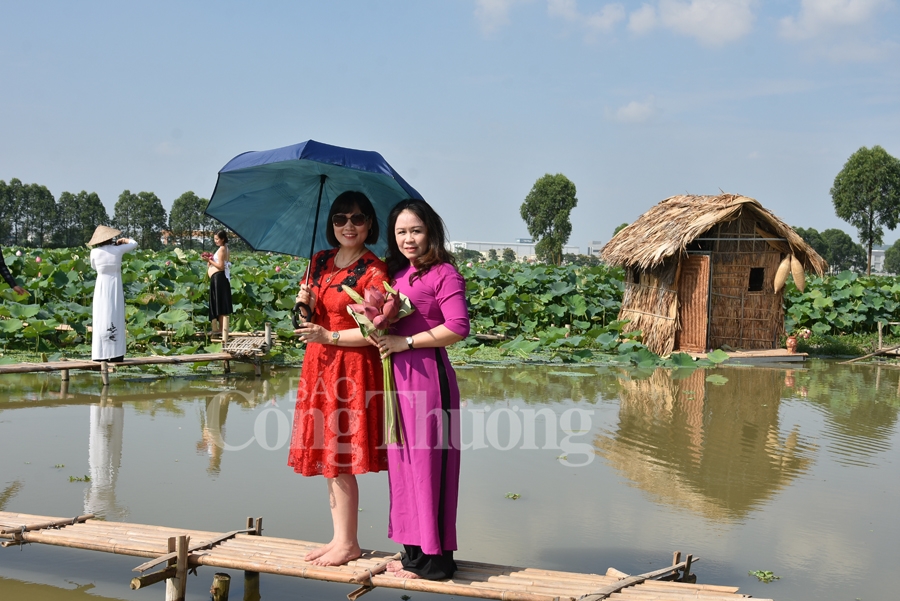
[675,254,710,352]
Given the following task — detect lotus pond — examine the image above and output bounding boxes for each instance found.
[1,357,898,601]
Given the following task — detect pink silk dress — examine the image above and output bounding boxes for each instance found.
[388,262,470,555]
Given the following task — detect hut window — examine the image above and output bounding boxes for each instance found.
[748,267,765,292]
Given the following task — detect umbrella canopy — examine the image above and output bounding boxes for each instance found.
[205,140,423,258]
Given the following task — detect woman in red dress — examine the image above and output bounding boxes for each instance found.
[288,191,388,566]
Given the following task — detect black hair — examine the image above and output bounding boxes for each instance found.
[325,191,379,247]
[385,198,455,279]
[214,230,229,244]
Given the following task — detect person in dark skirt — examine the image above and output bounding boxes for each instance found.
[0,246,27,296]
[205,230,233,335]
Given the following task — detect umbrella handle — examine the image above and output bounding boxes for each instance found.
[292,302,312,329]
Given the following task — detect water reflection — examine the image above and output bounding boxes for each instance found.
[783,362,900,467]
[456,364,620,404]
[596,367,817,521]
[85,388,126,520]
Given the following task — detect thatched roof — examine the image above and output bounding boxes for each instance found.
[601,194,828,275]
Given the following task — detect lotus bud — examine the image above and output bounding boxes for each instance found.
[275,266,281,272]
[35,257,41,263]
[364,287,384,308]
[166,261,171,266]
[348,304,367,314]
[16,250,22,257]
[363,306,380,321]
[382,296,400,321]
[373,315,388,330]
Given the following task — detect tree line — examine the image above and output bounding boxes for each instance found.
[0,179,236,251]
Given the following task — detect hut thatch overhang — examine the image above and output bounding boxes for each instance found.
[600,194,827,355]
[601,194,827,274]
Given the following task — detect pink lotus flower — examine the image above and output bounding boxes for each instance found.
[165,261,171,266]
[342,281,416,446]
[275,266,281,272]
[35,257,41,263]
[364,287,384,309]
[15,250,22,257]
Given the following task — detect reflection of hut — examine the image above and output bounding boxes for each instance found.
[596,367,815,520]
[601,194,827,354]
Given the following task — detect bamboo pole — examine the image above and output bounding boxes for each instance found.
[131,566,176,589]
[165,535,189,601]
[0,513,94,535]
[840,344,900,364]
[210,572,231,601]
[243,570,260,601]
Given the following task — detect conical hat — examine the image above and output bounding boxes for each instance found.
[87,225,121,247]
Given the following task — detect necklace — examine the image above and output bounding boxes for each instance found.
[325,248,365,283]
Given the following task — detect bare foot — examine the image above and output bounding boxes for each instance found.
[393,569,421,579]
[310,542,361,566]
[386,560,404,572]
[304,541,334,562]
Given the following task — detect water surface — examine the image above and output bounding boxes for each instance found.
[1,360,898,600]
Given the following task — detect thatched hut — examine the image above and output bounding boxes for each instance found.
[601,194,827,355]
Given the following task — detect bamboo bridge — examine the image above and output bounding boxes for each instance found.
[0,511,769,601]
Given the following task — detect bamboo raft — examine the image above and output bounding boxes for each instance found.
[0,325,275,381]
[0,511,768,601]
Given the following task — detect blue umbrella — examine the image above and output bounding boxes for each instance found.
[205,140,423,260]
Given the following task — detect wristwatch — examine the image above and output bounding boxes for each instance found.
[406,336,414,349]
[331,331,341,345]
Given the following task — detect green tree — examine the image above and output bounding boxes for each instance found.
[169,191,211,249]
[5,178,27,245]
[0,180,9,243]
[831,145,900,274]
[885,239,900,275]
[21,183,57,248]
[453,247,483,263]
[613,222,629,236]
[821,228,866,273]
[520,173,578,265]
[502,248,516,262]
[487,248,498,261]
[113,190,168,250]
[55,191,109,248]
[563,253,601,266]
[793,227,829,263]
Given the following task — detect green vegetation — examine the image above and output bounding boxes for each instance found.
[2,249,900,367]
[831,145,900,275]
[519,173,578,265]
[748,570,780,584]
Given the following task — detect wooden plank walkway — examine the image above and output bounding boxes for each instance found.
[0,511,769,601]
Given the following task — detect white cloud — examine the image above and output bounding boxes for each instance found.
[475,0,524,34]
[658,0,756,46]
[547,0,626,34]
[610,97,657,123]
[779,0,891,40]
[628,4,658,34]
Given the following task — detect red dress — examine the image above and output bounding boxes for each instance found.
[287,249,389,478]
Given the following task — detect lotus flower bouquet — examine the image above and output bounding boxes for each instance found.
[343,282,415,444]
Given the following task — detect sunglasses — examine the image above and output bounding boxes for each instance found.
[332,213,368,227]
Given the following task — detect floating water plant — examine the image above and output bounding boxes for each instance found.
[748,570,780,583]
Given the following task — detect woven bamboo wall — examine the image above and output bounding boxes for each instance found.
[619,260,679,356]
[707,217,785,350]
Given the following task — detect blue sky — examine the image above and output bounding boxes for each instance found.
[2,1,899,251]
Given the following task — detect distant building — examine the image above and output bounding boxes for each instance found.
[871,247,886,274]
[586,241,604,256]
[450,240,579,261]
